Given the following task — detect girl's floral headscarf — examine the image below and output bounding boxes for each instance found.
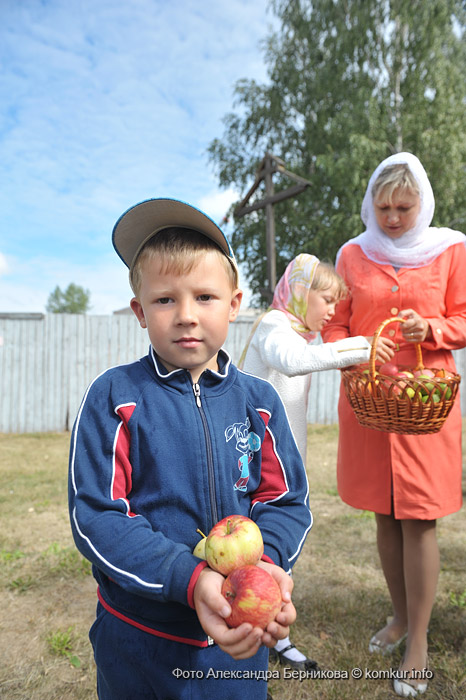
[269,253,320,342]
[238,253,319,368]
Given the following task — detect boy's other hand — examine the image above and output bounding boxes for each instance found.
[193,566,263,659]
[256,560,296,646]
[193,562,296,659]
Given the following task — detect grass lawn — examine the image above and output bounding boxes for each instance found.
[0,425,465,700]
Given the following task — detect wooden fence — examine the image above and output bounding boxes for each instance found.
[0,313,465,433]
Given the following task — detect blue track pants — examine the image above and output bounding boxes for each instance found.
[90,603,269,700]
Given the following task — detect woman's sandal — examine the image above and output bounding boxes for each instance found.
[368,630,407,655]
[368,617,407,655]
[393,657,429,697]
[269,644,319,672]
[393,677,427,698]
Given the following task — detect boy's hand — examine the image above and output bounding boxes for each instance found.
[193,567,263,659]
[193,562,295,659]
[256,560,296,647]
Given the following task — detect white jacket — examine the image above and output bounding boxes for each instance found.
[240,310,370,465]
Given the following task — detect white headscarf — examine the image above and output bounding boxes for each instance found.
[338,152,465,268]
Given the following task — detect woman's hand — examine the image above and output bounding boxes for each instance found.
[365,335,397,363]
[399,309,431,343]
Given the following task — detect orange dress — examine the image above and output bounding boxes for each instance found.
[321,242,466,519]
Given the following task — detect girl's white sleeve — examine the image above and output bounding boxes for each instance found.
[257,312,370,378]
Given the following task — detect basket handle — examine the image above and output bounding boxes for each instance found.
[369,316,423,379]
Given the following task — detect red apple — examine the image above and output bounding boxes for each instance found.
[397,370,414,379]
[413,368,435,379]
[205,515,264,576]
[222,565,282,629]
[378,362,399,376]
[390,383,412,398]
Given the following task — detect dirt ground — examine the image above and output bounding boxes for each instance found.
[1,428,465,700]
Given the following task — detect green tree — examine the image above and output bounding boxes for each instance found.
[46,283,91,314]
[209,0,466,305]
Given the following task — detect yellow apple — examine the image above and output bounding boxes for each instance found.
[205,515,264,576]
[192,529,207,559]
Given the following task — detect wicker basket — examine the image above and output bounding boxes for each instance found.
[341,317,461,435]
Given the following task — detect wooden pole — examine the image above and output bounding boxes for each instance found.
[234,153,312,305]
[264,154,276,301]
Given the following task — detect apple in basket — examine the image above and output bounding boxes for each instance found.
[359,369,379,394]
[397,370,414,380]
[395,370,415,398]
[378,362,399,376]
[410,369,454,402]
[383,380,415,399]
[438,382,453,400]
[204,515,264,576]
[413,368,436,379]
[222,565,282,629]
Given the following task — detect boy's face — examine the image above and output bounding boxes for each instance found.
[305,284,339,332]
[130,250,242,383]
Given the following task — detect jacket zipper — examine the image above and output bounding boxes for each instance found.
[193,382,218,526]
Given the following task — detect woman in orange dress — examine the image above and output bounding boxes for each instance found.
[321,152,466,697]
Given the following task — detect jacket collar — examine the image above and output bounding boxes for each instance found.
[144,346,234,391]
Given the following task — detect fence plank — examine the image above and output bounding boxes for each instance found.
[0,313,464,433]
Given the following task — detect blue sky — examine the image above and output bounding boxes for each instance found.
[0,0,273,313]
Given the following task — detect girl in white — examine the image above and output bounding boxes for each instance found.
[239,253,371,669]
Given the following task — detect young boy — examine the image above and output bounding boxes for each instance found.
[69,198,312,700]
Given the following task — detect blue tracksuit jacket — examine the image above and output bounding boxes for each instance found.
[69,347,312,646]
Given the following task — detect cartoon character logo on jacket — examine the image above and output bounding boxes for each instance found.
[225,417,261,492]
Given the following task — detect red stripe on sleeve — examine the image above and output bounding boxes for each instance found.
[251,410,288,505]
[113,404,137,516]
[187,560,209,609]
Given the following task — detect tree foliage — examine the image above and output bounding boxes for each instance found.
[46,283,91,314]
[208,0,466,305]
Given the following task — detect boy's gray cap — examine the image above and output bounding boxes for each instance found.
[112,197,236,271]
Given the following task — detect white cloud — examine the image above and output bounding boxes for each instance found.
[0,252,8,276]
[0,251,133,314]
[0,0,272,312]
[198,188,240,224]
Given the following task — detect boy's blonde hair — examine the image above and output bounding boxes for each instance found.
[130,227,239,296]
[372,163,420,203]
[311,261,348,300]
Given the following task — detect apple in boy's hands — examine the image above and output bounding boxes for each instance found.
[205,515,264,576]
[192,529,207,559]
[222,565,282,629]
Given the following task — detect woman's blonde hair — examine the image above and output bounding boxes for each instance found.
[372,163,420,203]
[130,227,238,295]
[311,261,348,300]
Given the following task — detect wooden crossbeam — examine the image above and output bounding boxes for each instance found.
[233,153,312,302]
